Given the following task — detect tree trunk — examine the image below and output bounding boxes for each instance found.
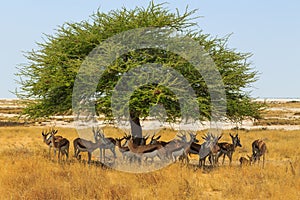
[130,111,142,145]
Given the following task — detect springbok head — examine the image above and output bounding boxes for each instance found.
[92,126,104,142]
[200,133,221,155]
[150,134,161,144]
[189,132,199,143]
[230,133,242,147]
[42,129,57,143]
[42,130,50,143]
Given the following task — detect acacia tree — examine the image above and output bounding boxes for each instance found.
[16,3,262,137]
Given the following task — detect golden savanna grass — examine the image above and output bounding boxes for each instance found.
[0,126,299,199]
[266,101,300,108]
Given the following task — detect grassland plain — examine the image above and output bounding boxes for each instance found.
[0,126,299,200]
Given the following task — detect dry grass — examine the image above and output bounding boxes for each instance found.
[253,101,300,126]
[267,101,300,108]
[254,118,300,126]
[0,126,299,199]
[0,107,23,114]
[260,110,292,118]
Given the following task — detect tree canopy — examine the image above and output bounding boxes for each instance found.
[16,2,262,130]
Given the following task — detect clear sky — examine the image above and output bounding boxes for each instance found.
[1,0,299,98]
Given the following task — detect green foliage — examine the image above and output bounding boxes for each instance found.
[15,2,262,123]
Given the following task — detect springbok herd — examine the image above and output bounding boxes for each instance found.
[42,127,267,168]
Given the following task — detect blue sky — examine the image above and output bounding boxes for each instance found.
[1,0,299,98]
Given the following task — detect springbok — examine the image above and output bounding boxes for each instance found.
[149,133,196,161]
[176,133,198,164]
[73,136,104,165]
[217,133,242,165]
[100,137,117,163]
[208,141,221,167]
[198,133,221,167]
[159,138,182,160]
[93,127,117,163]
[142,149,162,163]
[169,132,201,161]
[149,134,169,147]
[115,137,135,162]
[50,130,69,162]
[126,135,164,164]
[239,155,253,166]
[252,139,267,168]
[172,148,185,162]
[168,133,187,162]
[41,129,63,158]
[161,132,197,163]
